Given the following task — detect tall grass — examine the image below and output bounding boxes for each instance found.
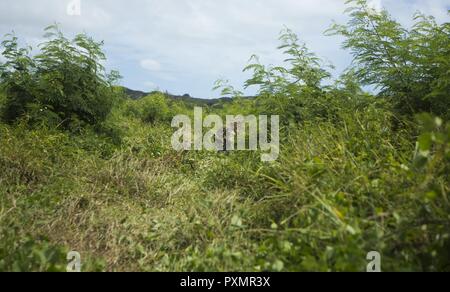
[0,104,448,271]
[0,0,448,271]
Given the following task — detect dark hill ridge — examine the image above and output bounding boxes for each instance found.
[121,87,253,106]
[122,87,149,100]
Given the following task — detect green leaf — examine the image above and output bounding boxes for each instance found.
[272,260,284,272]
[418,133,433,151]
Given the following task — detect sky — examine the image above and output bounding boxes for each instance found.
[0,0,449,98]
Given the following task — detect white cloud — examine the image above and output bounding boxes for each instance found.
[368,0,383,12]
[144,81,158,90]
[140,59,161,72]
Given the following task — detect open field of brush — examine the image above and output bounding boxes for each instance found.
[0,0,449,271]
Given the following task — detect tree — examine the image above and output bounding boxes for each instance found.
[140,93,170,124]
[242,28,333,123]
[326,0,450,119]
[0,24,121,128]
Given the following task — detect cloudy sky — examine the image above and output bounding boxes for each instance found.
[0,0,449,98]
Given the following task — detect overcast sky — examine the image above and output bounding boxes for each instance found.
[0,0,449,98]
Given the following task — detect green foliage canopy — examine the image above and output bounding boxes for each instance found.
[0,24,121,128]
[327,0,450,118]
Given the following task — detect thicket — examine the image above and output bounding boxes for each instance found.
[0,0,448,271]
[328,0,450,120]
[0,24,121,130]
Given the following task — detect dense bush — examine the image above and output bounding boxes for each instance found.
[139,93,170,124]
[0,25,120,129]
[240,28,334,124]
[124,92,189,125]
[0,1,448,272]
[327,0,450,119]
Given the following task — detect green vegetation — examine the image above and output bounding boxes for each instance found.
[0,24,121,130]
[0,0,448,271]
[327,0,450,119]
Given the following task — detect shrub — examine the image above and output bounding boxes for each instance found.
[138,93,171,124]
[326,0,450,119]
[241,28,333,124]
[0,24,120,128]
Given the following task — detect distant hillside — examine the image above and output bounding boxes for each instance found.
[122,87,149,100]
[121,87,252,107]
